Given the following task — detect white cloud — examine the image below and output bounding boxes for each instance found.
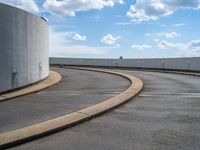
[0,0,39,13]
[164,0,200,8]
[43,0,124,17]
[172,23,186,27]
[118,0,124,4]
[153,39,200,56]
[131,44,152,50]
[101,34,121,45]
[158,40,174,49]
[158,40,184,49]
[49,28,109,57]
[154,39,160,42]
[72,33,87,41]
[145,33,151,36]
[182,40,200,56]
[157,32,180,38]
[115,22,131,26]
[127,0,172,22]
[157,32,164,36]
[127,0,200,22]
[166,32,179,38]
[115,44,121,48]
[189,40,200,48]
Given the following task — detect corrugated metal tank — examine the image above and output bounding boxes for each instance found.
[0,3,49,93]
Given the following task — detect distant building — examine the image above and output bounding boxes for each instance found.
[0,3,49,93]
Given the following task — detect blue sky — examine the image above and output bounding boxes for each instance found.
[1,0,200,58]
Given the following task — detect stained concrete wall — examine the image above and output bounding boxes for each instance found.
[50,57,200,72]
[0,3,49,93]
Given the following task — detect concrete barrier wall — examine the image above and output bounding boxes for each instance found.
[50,57,200,72]
[0,3,49,93]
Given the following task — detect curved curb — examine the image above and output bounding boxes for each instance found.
[0,70,62,102]
[0,67,143,149]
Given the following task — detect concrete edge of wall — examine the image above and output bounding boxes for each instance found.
[49,57,200,72]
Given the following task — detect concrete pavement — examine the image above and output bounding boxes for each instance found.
[11,69,200,150]
[0,67,142,149]
[0,67,130,134]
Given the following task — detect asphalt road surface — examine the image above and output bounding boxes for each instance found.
[7,68,200,150]
[0,67,130,134]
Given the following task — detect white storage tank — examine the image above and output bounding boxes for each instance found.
[0,3,49,93]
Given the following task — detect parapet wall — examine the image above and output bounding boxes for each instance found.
[0,3,49,93]
[50,57,200,72]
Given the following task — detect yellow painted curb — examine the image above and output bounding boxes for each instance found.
[0,67,143,149]
[68,67,143,116]
[0,70,62,102]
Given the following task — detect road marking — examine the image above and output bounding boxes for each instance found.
[36,90,124,95]
[139,92,200,98]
